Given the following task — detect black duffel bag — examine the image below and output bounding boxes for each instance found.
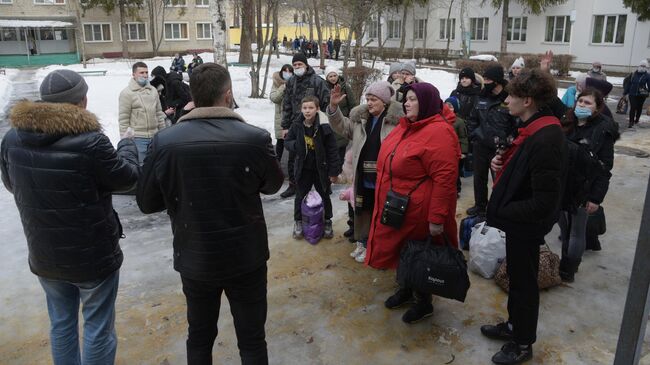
[397,235,470,302]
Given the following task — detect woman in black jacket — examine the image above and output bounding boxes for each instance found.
[450,67,481,120]
[480,69,568,365]
[558,88,618,281]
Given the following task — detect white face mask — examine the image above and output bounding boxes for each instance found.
[294,67,306,77]
[282,71,293,80]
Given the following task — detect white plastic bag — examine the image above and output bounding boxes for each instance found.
[468,222,507,279]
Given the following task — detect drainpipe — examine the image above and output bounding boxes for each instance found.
[24,28,30,65]
[627,17,638,73]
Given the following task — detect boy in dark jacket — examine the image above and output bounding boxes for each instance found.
[285,95,341,239]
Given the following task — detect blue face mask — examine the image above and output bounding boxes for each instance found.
[574,106,593,119]
[136,77,148,86]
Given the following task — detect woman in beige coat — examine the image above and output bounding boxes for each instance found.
[270,64,293,160]
[327,80,404,262]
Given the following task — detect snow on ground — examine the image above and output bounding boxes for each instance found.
[0,68,19,114]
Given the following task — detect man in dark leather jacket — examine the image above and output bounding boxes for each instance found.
[137,63,284,365]
[466,65,518,216]
[1,69,139,364]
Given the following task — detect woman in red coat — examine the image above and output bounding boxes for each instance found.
[365,82,460,324]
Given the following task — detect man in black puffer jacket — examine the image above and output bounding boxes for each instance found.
[137,63,283,365]
[466,65,518,216]
[1,69,139,365]
[279,52,330,198]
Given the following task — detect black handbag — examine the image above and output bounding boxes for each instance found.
[587,206,606,236]
[397,235,470,302]
[380,135,428,229]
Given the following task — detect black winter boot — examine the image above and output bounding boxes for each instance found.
[280,183,296,198]
[560,257,581,282]
[402,292,433,324]
[384,287,413,309]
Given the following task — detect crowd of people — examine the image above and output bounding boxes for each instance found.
[285,35,343,60]
[1,52,644,365]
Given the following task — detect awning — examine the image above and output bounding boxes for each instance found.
[0,20,74,28]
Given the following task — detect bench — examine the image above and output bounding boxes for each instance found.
[78,70,107,76]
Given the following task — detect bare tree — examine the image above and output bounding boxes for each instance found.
[261,1,279,96]
[73,0,87,68]
[209,0,228,66]
[146,0,165,57]
[249,0,275,97]
[312,0,325,70]
[239,0,254,64]
[444,0,455,64]
[397,2,408,56]
[459,0,468,57]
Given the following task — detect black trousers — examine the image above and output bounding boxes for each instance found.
[505,232,541,345]
[275,139,284,162]
[181,265,268,365]
[472,141,496,209]
[294,168,332,221]
[457,158,465,193]
[629,95,648,126]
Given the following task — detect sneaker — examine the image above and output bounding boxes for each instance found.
[402,296,434,324]
[354,248,366,263]
[292,221,303,239]
[481,321,514,341]
[350,241,364,258]
[491,341,533,365]
[280,184,296,198]
[384,287,414,309]
[323,220,333,239]
[466,205,486,216]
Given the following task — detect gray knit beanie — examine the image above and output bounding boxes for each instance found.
[365,81,394,105]
[40,69,88,104]
[401,62,416,76]
[388,63,403,76]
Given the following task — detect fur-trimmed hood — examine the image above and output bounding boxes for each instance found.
[9,100,102,135]
[272,71,286,88]
[349,100,403,126]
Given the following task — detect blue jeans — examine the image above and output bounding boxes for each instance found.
[38,270,120,365]
[133,137,152,164]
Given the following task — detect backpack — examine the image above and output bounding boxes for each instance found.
[562,139,602,213]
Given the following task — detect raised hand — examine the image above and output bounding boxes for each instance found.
[540,50,554,72]
[329,84,347,109]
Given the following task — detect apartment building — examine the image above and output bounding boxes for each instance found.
[365,0,650,71]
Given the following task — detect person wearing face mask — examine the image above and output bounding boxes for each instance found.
[451,67,481,120]
[119,62,166,162]
[270,64,293,161]
[623,59,650,128]
[327,80,404,262]
[557,88,618,282]
[587,61,607,81]
[365,82,460,324]
[465,65,517,217]
[280,53,330,198]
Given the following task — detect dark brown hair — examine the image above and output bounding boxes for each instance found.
[561,87,605,133]
[301,95,319,107]
[576,88,605,112]
[132,61,148,73]
[190,63,231,107]
[506,68,557,108]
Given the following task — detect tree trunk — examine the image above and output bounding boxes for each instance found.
[500,0,509,54]
[210,0,228,67]
[398,2,408,57]
[313,0,325,70]
[459,0,468,57]
[343,23,353,68]
[377,10,383,57]
[74,0,86,68]
[239,0,254,64]
[118,0,130,58]
[262,1,278,96]
[444,0,455,65]
[308,8,313,40]
[422,2,429,50]
[411,6,416,60]
[354,19,363,67]
[249,0,263,97]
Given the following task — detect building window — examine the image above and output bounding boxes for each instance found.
[164,22,188,40]
[83,23,112,42]
[545,15,571,43]
[34,0,65,4]
[125,23,146,41]
[507,16,527,42]
[414,19,427,40]
[0,0,14,4]
[592,14,626,44]
[387,20,401,39]
[470,17,488,41]
[367,18,378,39]
[0,27,18,41]
[196,22,212,39]
[164,0,186,7]
[39,28,55,40]
[195,0,208,6]
[439,18,455,40]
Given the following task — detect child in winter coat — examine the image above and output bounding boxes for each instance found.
[285,96,341,240]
